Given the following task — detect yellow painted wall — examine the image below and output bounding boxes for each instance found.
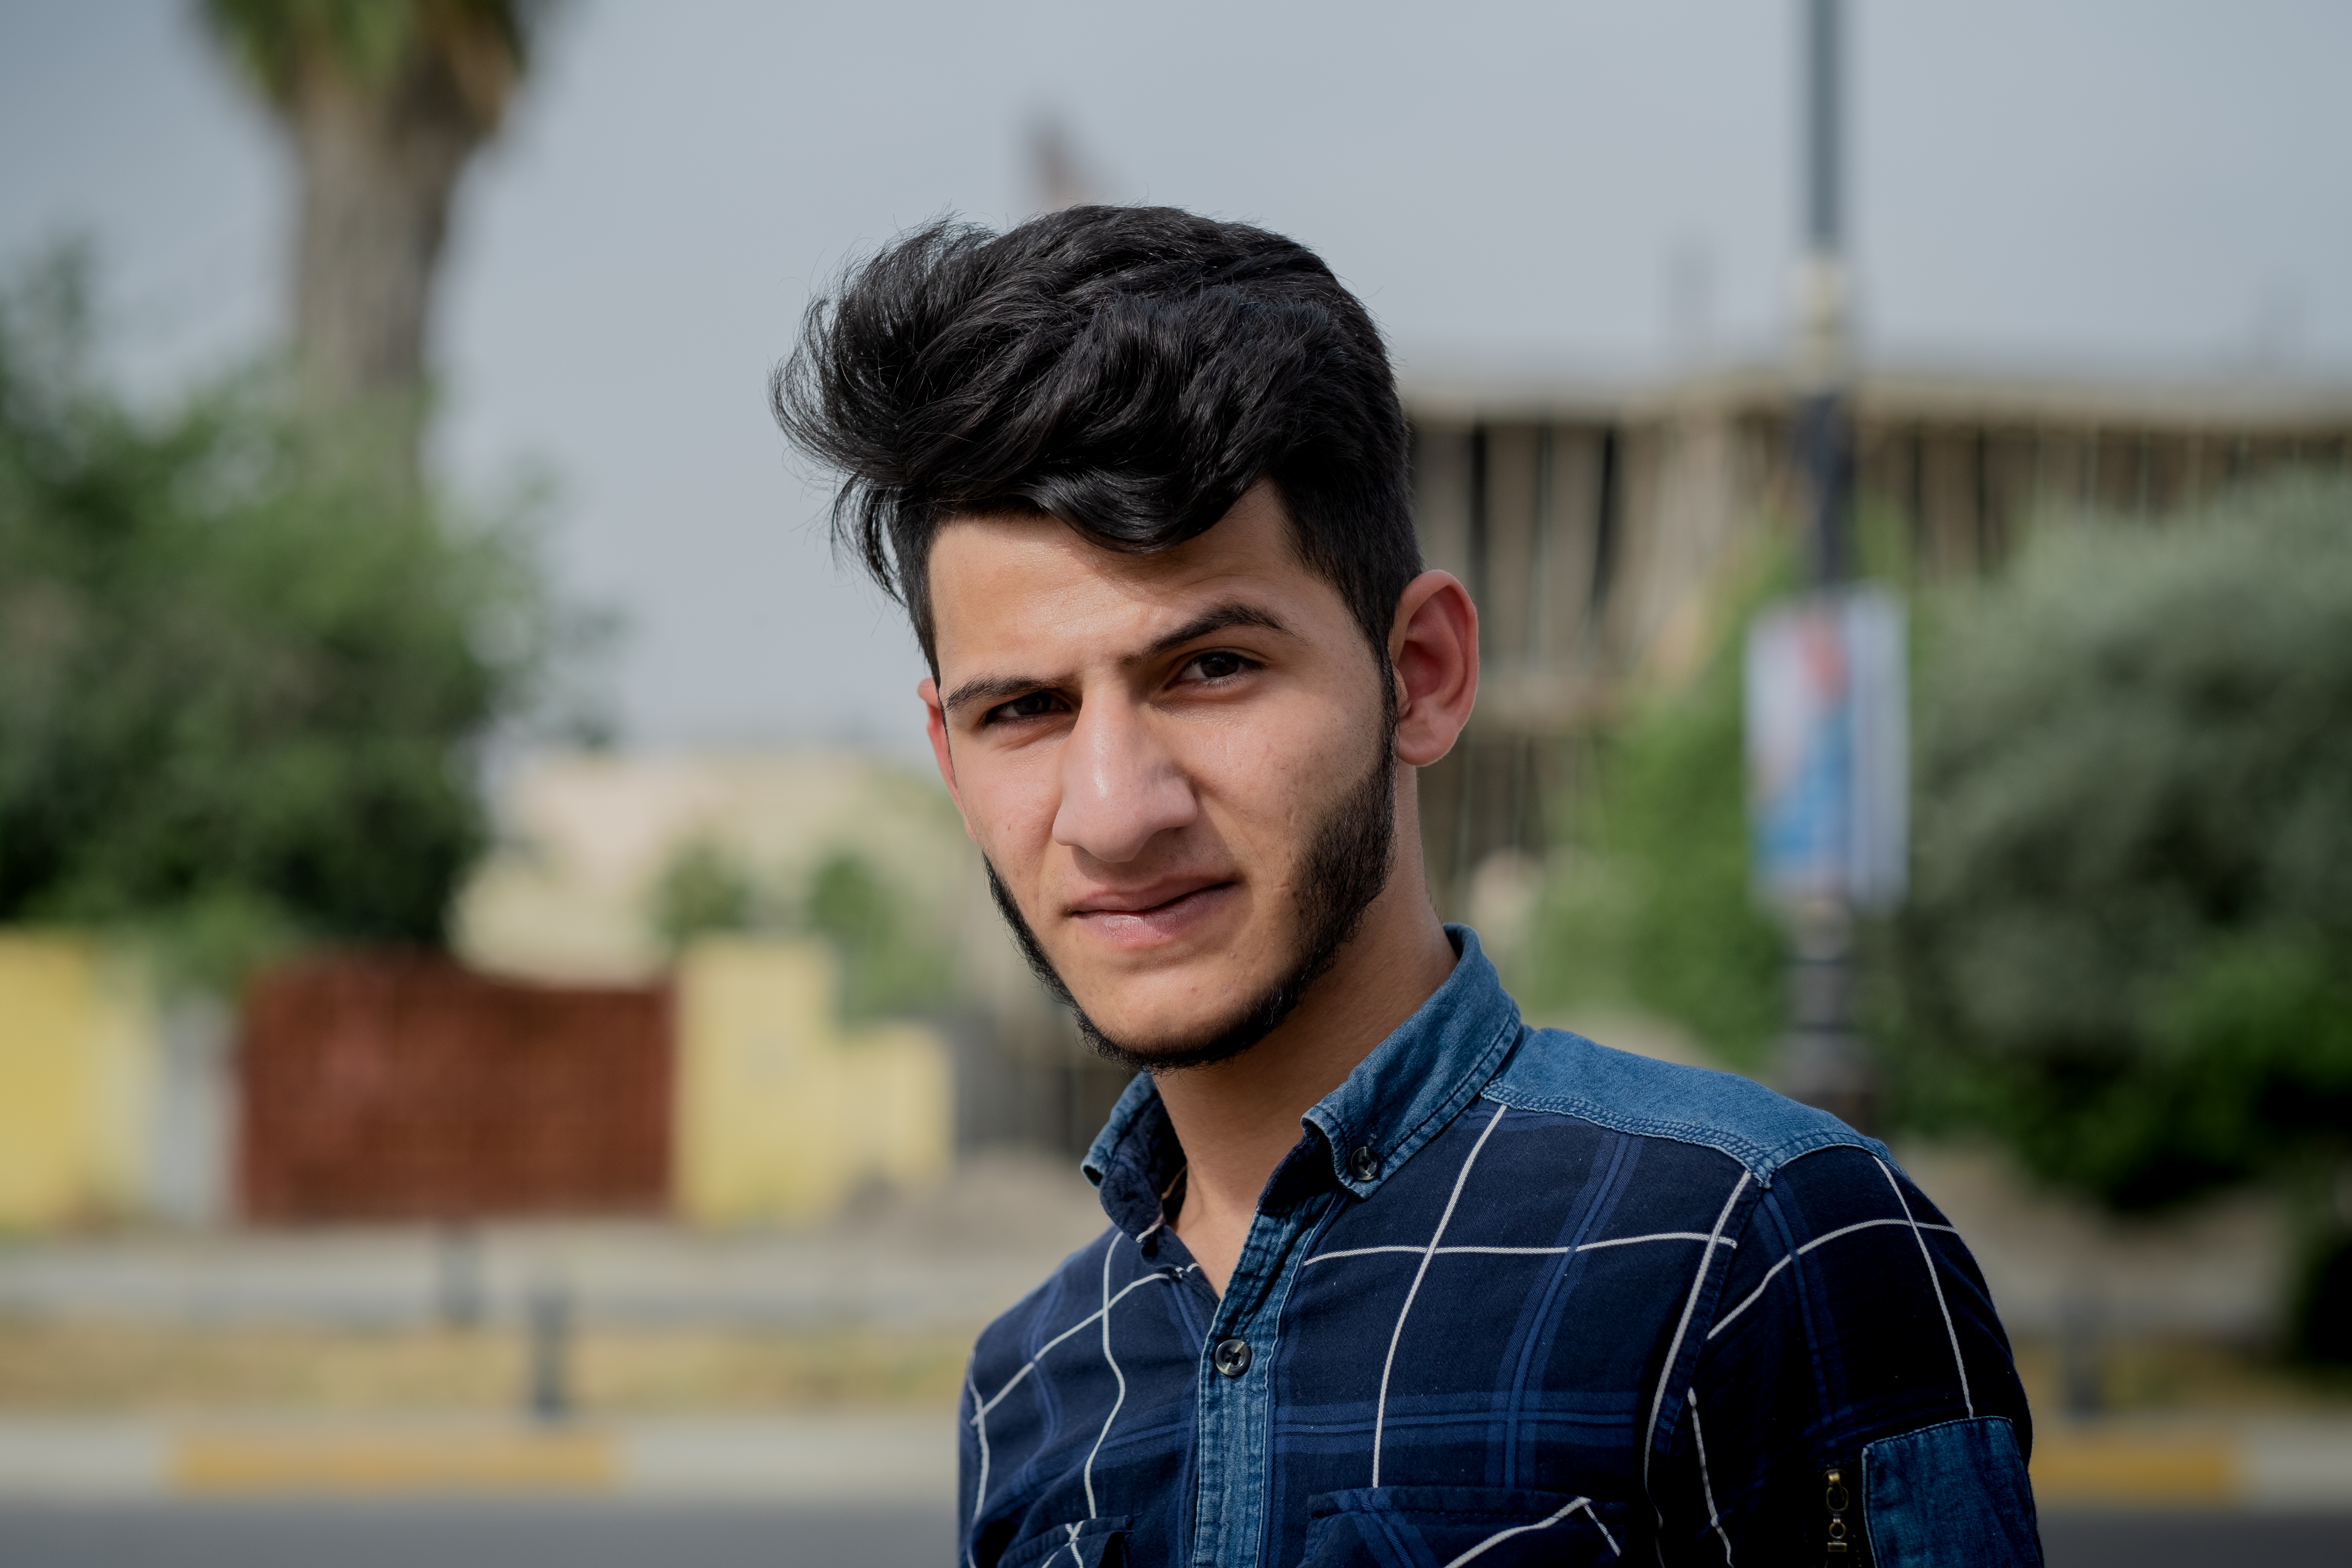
[0,934,156,1228]
[672,937,952,1226]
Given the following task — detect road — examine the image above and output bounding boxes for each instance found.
[1,1503,2347,1566]
[0,1502,952,1567]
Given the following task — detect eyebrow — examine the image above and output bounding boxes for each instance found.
[939,600,1294,716]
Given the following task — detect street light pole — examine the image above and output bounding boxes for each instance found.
[1797,0,1853,584]
[1781,0,1875,1131]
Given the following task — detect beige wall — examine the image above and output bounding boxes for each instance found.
[671,937,952,1226]
[0,934,157,1228]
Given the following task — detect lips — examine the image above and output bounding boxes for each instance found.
[1067,878,1237,949]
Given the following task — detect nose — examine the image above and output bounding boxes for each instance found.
[1051,694,1196,865]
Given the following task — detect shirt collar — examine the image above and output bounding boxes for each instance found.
[1082,925,1524,1238]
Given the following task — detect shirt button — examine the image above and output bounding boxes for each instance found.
[1213,1337,1252,1378]
[1349,1145,1380,1182]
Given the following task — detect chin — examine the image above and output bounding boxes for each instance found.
[1067,971,1296,1075]
[1070,997,1227,1056]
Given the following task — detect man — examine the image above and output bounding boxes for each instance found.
[776,207,2039,1567]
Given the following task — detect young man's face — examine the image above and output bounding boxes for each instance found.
[920,484,1399,1068]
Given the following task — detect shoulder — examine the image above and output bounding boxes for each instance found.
[969,1224,1126,1378]
[1482,1025,1889,1188]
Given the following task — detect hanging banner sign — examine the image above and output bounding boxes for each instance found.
[1743,584,1908,912]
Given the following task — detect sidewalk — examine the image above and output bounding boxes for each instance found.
[2,1412,2347,1509]
[0,1412,954,1502]
[0,1152,1110,1333]
[2033,1419,2352,1509]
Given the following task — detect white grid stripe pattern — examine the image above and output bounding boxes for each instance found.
[1705,1218,1960,1341]
[966,1127,1989,1561]
[1877,1157,1973,1417]
[1307,1232,1733,1268]
[965,1372,989,1568]
[1641,1171,1749,1517]
[972,1263,1181,1421]
[1081,1237,1129,1518]
[1686,1388,1733,1566]
[1370,1102,1508,1487]
[1439,1493,1616,1566]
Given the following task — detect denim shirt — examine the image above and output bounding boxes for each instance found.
[959,929,2040,1568]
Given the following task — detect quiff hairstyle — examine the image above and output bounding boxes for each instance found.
[772,205,1419,676]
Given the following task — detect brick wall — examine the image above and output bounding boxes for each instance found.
[239,952,670,1221]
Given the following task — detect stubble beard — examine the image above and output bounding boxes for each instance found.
[984,716,1400,1076]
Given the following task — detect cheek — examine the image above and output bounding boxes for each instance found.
[955,749,1060,870]
[1189,700,1360,841]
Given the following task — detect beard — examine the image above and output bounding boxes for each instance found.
[984,718,1399,1075]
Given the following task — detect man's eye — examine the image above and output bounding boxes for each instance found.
[985,691,1066,724]
[1185,651,1252,682]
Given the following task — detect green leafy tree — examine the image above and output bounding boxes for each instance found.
[0,250,572,982]
[806,850,955,1023]
[1516,587,1787,1073]
[1891,478,2352,1353]
[650,839,763,951]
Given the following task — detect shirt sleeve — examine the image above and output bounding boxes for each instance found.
[959,1356,983,1563]
[1651,1145,2042,1566]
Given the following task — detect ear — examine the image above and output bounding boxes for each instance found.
[919,677,976,840]
[1387,570,1479,768]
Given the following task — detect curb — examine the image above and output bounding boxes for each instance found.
[0,1414,956,1502]
[3,1414,2347,1508]
[2032,1422,2352,1510]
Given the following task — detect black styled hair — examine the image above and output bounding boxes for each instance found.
[772,205,1419,675]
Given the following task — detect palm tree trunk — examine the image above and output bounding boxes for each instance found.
[289,66,488,483]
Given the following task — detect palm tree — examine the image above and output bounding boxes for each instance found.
[204,0,545,480]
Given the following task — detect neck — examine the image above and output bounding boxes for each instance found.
[1158,808,1457,1294]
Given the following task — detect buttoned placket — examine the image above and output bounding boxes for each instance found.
[1076,928,1527,1568]
[1184,1160,1345,1568]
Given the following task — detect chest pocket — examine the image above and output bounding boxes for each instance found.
[1302,1488,1628,1567]
[994,1515,1132,1568]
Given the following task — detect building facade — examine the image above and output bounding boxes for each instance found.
[1405,363,2352,910]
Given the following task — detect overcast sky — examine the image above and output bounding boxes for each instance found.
[4,0,2348,758]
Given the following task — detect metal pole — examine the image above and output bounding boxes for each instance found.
[435,1222,483,1330]
[525,1277,573,1423]
[1805,0,1842,261]
[1782,0,1874,1131]
[1797,0,1853,579]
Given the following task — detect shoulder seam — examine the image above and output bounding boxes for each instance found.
[1478,1085,1885,1188]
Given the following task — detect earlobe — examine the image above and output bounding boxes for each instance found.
[919,677,977,840]
[1388,571,1479,769]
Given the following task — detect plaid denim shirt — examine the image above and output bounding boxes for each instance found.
[960,929,2040,1568]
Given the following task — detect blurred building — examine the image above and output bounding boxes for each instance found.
[456,748,1130,1164]
[456,750,971,986]
[1406,360,2352,908]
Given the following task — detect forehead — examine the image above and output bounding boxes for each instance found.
[926,488,1337,671]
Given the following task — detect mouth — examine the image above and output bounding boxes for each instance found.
[1067,879,1238,948]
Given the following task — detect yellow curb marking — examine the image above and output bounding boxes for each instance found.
[173,1429,616,1495]
[2031,1437,2238,1506]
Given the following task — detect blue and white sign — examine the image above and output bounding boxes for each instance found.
[1744,584,1908,912]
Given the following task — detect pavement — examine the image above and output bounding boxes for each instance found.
[0,1152,1113,1334]
[0,1501,2344,1568]
[0,1406,2345,1565]
[1,1410,2348,1511]
[0,1413,954,1502]
[0,1500,958,1568]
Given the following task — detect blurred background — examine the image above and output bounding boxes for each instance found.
[2,1,2350,1563]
